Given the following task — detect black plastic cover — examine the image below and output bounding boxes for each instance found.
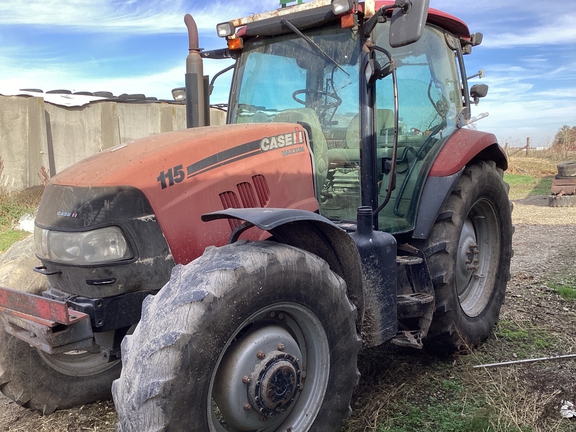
[35,184,174,299]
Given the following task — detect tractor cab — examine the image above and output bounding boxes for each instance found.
[218,0,477,234]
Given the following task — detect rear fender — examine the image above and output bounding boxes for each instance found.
[202,208,364,332]
[413,128,508,240]
[429,128,507,177]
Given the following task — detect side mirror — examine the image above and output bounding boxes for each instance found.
[470,83,489,105]
[389,0,430,48]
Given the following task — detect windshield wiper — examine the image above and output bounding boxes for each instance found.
[280,18,349,77]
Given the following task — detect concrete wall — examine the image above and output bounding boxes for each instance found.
[0,97,50,191]
[0,95,227,192]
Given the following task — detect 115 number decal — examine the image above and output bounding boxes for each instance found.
[157,165,185,189]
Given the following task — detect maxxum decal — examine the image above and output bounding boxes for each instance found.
[156,128,306,190]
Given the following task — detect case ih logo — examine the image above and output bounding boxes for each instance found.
[57,211,78,218]
[260,129,305,152]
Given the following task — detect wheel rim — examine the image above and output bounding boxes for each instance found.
[455,198,500,317]
[210,303,330,431]
[37,348,120,376]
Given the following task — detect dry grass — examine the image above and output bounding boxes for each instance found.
[0,186,44,252]
[342,332,576,432]
[507,156,559,177]
[472,367,564,432]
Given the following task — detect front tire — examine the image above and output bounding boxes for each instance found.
[0,329,121,414]
[420,160,513,351]
[0,236,121,414]
[113,241,361,431]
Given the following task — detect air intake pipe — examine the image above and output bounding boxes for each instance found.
[184,14,206,128]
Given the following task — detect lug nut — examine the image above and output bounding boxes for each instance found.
[257,350,266,359]
[243,402,252,411]
[277,343,286,351]
[242,376,251,384]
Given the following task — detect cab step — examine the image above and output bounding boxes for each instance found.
[396,292,435,319]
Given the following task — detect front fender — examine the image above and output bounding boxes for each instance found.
[202,208,364,332]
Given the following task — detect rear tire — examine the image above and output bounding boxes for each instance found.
[113,241,361,432]
[419,160,513,351]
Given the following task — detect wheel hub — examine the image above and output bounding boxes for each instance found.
[212,324,304,430]
[456,219,478,296]
[248,350,301,417]
[455,199,499,317]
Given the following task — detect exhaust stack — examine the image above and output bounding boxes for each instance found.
[184,14,206,128]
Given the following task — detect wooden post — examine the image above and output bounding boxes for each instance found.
[526,137,530,156]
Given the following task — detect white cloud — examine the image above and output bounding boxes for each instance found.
[0,0,266,34]
[474,95,576,147]
[431,0,576,48]
[482,15,576,48]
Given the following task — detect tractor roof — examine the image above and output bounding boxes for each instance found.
[372,1,471,39]
[226,1,471,40]
[423,7,471,39]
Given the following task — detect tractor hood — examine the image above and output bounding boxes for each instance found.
[51,123,309,189]
[43,122,318,264]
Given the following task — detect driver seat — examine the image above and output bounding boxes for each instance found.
[345,109,394,149]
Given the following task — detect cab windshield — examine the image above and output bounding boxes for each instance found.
[229,24,361,197]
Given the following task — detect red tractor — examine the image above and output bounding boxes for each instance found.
[0,0,512,430]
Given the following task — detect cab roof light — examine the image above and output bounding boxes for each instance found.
[332,0,355,15]
[217,21,235,38]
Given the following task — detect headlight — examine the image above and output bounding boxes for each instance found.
[35,226,134,265]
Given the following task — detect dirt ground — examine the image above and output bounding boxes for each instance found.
[1,195,575,431]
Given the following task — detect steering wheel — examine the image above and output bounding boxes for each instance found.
[292,89,342,110]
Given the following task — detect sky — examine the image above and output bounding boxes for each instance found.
[1,0,575,148]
